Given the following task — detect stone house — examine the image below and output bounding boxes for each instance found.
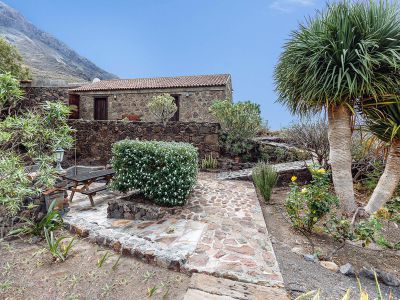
[68,74,232,122]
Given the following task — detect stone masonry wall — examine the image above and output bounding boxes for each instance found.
[22,86,70,105]
[75,85,231,123]
[66,120,220,165]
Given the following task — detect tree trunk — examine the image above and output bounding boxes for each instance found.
[365,140,400,214]
[328,104,357,214]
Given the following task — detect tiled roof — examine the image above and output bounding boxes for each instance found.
[70,74,231,92]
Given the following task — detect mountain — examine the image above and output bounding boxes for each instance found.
[0,1,117,85]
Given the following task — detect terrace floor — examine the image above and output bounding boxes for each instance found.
[64,172,286,296]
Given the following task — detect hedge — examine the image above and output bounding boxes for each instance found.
[111,140,198,206]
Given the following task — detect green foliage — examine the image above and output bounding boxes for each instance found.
[285,165,339,232]
[44,227,75,262]
[323,215,355,243]
[360,96,400,143]
[147,93,177,126]
[259,145,309,164]
[354,216,383,247]
[252,163,278,202]
[0,98,74,216]
[8,199,63,236]
[0,73,24,114]
[201,154,218,169]
[210,100,261,156]
[275,1,400,116]
[111,140,198,206]
[0,38,30,80]
[97,251,110,268]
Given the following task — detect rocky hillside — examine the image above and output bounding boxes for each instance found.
[0,1,117,85]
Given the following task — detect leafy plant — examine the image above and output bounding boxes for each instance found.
[0,95,74,216]
[285,165,339,233]
[111,140,198,206]
[323,215,355,243]
[0,38,30,80]
[275,0,400,214]
[97,251,110,268]
[8,198,63,237]
[44,227,75,262]
[147,93,177,126]
[252,163,278,202]
[210,100,261,157]
[147,286,158,298]
[201,154,218,169]
[111,255,121,271]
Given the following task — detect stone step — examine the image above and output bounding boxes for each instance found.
[183,274,288,300]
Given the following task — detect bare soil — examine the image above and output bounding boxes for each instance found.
[261,187,400,300]
[0,230,190,300]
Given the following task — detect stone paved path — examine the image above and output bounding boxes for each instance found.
[184,274,287,300]
[64,173,285,293]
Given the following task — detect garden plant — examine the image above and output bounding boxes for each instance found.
[210,99,262,158]
[275,0,400,213]
[147,93,177,126]
[111,140,198,206]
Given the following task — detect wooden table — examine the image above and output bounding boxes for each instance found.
[63,169,115,206]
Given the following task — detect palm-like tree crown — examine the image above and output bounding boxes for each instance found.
[361,97,400,142]
[275,0,400,115]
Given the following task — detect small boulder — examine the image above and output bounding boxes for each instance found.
[339,263,355,277]
[379,271,400,287]
[291,246,306,256]
[304,254,318,263]
[320,261,339,272]
[359,267,376,280]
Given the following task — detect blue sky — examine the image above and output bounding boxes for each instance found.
[5,0,326,129]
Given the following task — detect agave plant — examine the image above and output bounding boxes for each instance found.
[360,97,400,213]
[274,1,400,213]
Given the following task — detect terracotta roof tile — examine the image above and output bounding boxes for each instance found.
[70,74,231,92]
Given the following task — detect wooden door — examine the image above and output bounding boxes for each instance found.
[94,97,108,120]
[68,94,80,119]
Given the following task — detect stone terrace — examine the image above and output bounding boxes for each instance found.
[64,173,284,291]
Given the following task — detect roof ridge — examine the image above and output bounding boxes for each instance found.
[70,74,231,92]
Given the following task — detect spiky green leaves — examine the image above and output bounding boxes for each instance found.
[275,1,400,116]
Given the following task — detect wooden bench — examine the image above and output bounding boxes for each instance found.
[81,185,108,206]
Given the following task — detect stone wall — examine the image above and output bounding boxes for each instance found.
[20,86,70,109]
[66,120,220,165]
[74,85,231,122]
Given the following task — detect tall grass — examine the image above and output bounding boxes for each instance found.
[252,163,278,202]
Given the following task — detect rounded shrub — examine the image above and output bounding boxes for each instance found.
[111,140,198,206]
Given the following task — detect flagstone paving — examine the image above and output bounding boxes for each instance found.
[64,172,284,289]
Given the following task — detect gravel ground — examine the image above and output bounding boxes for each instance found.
[0,232,190,300]
[261,188,400,300]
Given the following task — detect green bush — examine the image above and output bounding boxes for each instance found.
[252,163,278,202]
[111,140,198,206]
[210,100,262,157]
[285,165,339,232]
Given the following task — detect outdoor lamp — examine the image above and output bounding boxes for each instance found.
[54,148,65,172]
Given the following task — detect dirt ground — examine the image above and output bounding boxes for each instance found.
[0,230,190,300]
[261,187,400,300]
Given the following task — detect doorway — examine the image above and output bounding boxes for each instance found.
[94,97,108,120]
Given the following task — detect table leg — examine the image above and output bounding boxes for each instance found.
[88,194,95,207]
[69,182,78,203]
